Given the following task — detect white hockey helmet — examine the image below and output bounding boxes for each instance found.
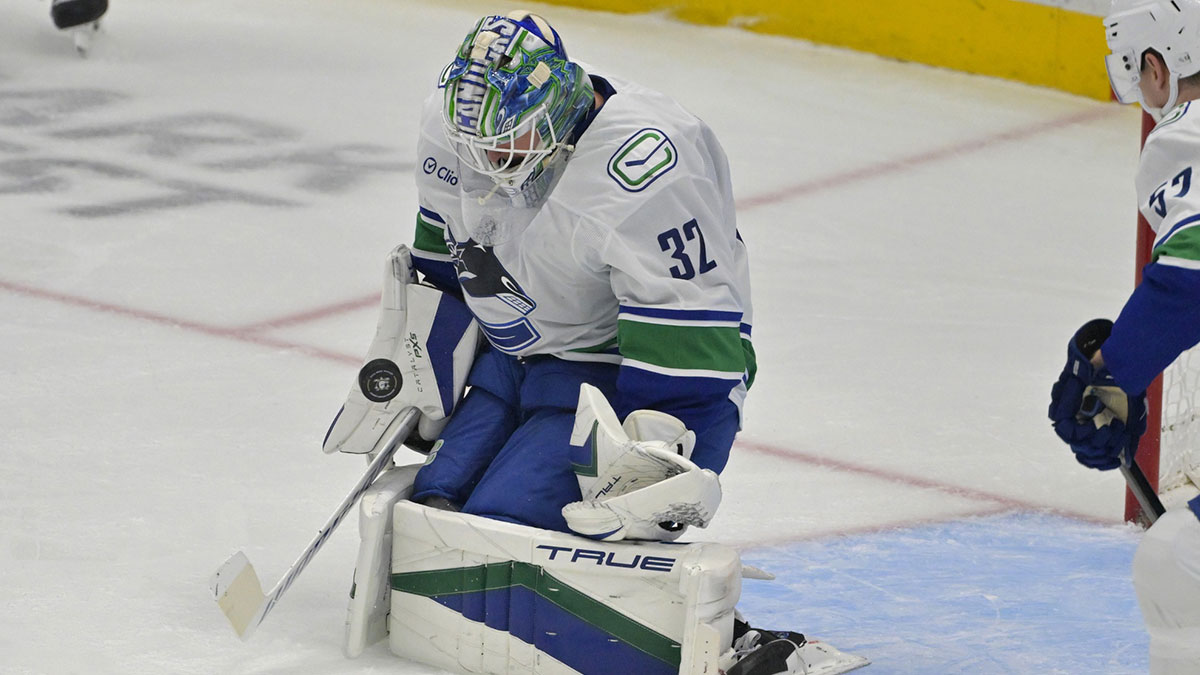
[1104,0,1200,117]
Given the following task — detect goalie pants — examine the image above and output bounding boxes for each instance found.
[410,349,621,532]
[1132,498,1200,674]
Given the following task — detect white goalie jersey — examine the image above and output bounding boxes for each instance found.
[409,70,755,418]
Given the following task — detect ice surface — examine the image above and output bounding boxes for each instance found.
[742,514,1145,674]
[0,0,1149,672]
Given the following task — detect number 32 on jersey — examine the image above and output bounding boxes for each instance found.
[1150,166,1193,217]
[658,219,717,280]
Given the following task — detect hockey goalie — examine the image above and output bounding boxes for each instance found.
[320,9,870,675]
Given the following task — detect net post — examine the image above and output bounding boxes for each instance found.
[1126,110,1163,524]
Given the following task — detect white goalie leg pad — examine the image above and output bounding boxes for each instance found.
[324,245,480,455]
[343,463,422,658]
[387,500,741,674]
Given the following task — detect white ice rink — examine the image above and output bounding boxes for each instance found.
[0,1,1153,673]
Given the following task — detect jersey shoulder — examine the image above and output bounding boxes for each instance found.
[414,89,463,222]
[1140,101,1200,181]
[556,75,728,225]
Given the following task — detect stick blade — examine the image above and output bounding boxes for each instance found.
[211,551,267,639]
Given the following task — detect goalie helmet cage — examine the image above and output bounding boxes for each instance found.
[1128,110,1200,523]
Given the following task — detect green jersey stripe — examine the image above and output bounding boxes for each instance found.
[618,319,745,374]
[414,214,450,256]
[570,336,619,354]
[742,338,757,389]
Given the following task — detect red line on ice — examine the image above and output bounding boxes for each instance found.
[733,436,1112,525]
[736,105,1122,211]
[0,279,360,365]
[234,293,380,333]
[725,504,1019,549]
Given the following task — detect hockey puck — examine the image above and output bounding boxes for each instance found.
[359,358,402,402]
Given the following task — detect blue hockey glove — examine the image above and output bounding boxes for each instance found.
[1048,319,1147,471]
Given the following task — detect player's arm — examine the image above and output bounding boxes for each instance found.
[612,302,746,473]
[1109,127,1200,378]
[1045,136,1200,470]
[1102,255,1200,399]
[560,225,747,540]
[601,190,751,475]
[410,203,460,294]
[409,93,464,296]
[1102,129,1200,393]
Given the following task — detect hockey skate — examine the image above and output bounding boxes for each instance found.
[50,0,107,55]
[725,618,870,675]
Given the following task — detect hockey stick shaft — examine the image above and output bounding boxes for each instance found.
[1120,448,1166,524]
[211,408,420,639]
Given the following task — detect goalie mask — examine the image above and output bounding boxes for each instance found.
[1104,0,1200,120]
[440,12,594,191]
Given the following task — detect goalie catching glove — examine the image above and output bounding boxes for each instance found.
[563,383,721,542]
[323,245,480,456]
[1048,318,1147,470]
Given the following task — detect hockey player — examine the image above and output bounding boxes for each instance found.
[49,0,107,54]
[1048,1,1200,672]
[324,10,867,675]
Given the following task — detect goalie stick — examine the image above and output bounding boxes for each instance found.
[210,408,419,640]
[1120,449,1166,525]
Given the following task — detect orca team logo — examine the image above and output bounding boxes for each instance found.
[607,127,677,192]
[358,358,402,403]
[447,233,542,352]
[452,238,537,315]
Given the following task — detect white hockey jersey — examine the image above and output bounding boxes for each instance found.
[1136,101,1200,267]
[1104,101,1200,394]
[409,72,754,415]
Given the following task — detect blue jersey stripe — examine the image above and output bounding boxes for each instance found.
[618,305,742,323]
[1154,212,1200,250]
[418,206,446,224]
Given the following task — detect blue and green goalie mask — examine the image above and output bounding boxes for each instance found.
[440,12,594,189]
